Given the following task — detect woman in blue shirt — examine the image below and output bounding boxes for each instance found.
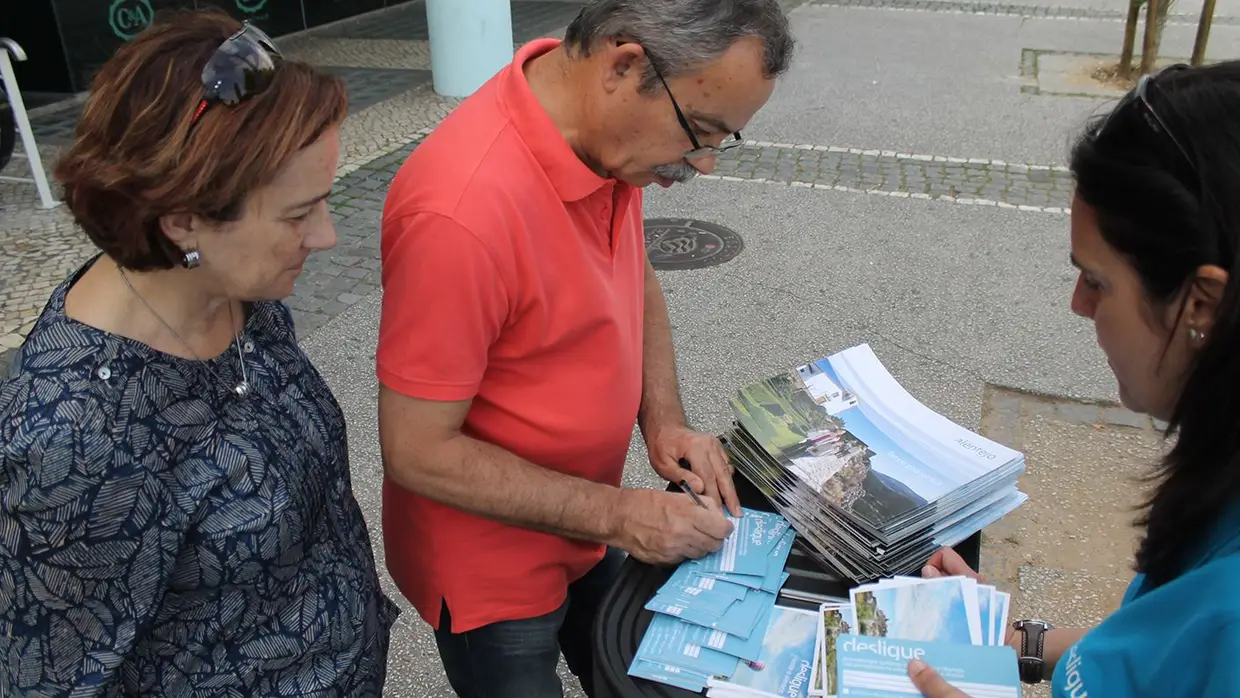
[910,59,1240,698]
[0,11,398,696]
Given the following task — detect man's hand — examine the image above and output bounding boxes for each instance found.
[647,426,742,517]
[921,546,983,582]
[611,488,735,565]
[908,660,971,697]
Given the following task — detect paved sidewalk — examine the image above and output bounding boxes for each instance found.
[0,0,1225,695]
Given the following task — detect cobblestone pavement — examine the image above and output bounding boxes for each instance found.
[807,0,1240,23]
[286,139,424,336]
[710,141,1074,212]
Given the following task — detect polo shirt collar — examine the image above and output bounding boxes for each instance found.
[499,38,612,202]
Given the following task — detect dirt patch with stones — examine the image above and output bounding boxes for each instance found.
[977,385,1168,696]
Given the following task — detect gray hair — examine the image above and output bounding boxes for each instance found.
[563,0,796,92]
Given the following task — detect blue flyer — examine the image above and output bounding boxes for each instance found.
[646,587,776,639]
[633,613,742,678]
[835,634,1020,698]
[696,508,794,577]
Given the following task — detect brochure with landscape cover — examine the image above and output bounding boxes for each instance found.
[725,343,1027,582]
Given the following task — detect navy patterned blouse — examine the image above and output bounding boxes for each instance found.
[0,257,399,697]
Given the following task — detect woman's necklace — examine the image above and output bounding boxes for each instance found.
[117,266,252,398]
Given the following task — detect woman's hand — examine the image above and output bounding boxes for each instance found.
[921,546,983,581]
[908,659,972,697]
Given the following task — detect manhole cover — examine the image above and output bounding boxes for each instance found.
[643,218,744,270]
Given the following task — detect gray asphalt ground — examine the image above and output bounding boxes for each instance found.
[750,5,1240,163]
[298,2,1240,696]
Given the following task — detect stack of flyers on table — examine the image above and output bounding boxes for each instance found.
[628,507,823,697]
[723,343,1029,583]
[808,575,1017,698]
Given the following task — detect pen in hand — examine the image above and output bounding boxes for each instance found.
[677,479,708,509]
[677,457,709,509]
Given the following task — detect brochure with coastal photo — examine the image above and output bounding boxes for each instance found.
[705,605,820,698]
[849,576,983,645]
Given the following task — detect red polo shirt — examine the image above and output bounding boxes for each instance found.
[375,38,647,634]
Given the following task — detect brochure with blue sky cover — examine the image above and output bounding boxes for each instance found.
[706,605,820,698]
[835,635,1020,698]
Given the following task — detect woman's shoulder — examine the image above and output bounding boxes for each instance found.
[1,335,136,470]
[2,284,195,463]
[1053,555,1240,697]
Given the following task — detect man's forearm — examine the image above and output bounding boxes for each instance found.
[384,432,626,544]
[638,259,687,438]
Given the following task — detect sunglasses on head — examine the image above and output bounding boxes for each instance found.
[1098,63,1198,180]
[189,21,283,130]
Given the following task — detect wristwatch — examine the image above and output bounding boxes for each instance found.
[1012,619,1055,684]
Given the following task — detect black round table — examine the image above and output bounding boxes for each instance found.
[590,475,982,698]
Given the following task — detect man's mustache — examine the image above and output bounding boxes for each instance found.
[653,161,699,183]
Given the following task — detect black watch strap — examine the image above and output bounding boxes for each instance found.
[1014,620,1053,684]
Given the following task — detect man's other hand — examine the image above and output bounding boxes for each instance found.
[647,426,742,517]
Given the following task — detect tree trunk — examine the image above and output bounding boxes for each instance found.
[1120,0,1143,76]
[1192,0,1218,65]
[1151,0,1173,64]
[1140,0,1161,75]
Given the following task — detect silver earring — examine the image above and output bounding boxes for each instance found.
[182,248,201,269]
[1189,328,1205,343]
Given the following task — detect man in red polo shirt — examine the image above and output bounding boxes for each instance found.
[375,1,794,695]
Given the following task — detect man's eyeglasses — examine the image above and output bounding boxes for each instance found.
[642,48,745,160]
[1097,63,1197,180]
[189,21,283,130]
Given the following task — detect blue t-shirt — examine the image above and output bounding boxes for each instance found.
[1051,505,1240,697]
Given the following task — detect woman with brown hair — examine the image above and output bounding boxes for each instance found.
[0,11,397,696]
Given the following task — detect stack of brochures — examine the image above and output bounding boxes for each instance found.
[627,507,814,695]
[724,343,1028,583]
[815,575,1019,698]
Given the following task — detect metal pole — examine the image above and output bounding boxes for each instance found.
[425,0,515,99]
[0,38,57,210]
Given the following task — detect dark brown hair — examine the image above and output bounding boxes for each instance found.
[54,9,348,271]
[1070,60,1240,588]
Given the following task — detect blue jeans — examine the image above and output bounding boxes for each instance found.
[433,546,627,698]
